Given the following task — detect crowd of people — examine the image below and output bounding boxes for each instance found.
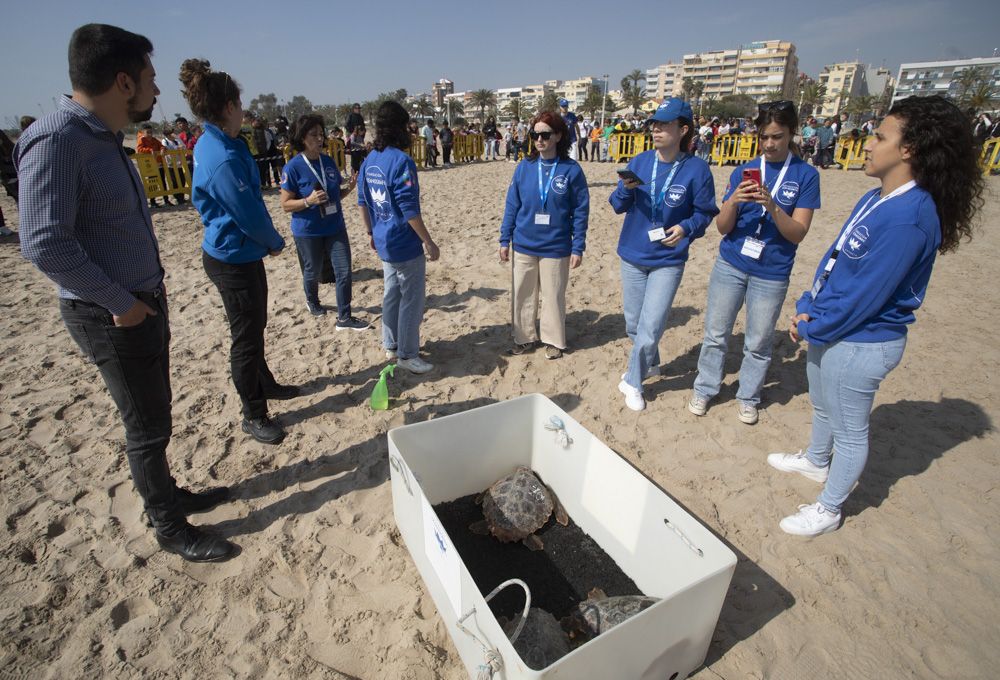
[8,24,988,562]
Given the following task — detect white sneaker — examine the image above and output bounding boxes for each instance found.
[618,380,645,411]
[397,356,433,374]
[779,502,841,536]
[645,365,660,379]
[736,401,759,425]
[767,450,830,483]
[687,393,709,416]
[385,349,398,359]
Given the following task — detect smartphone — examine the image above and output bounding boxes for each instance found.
[617,169,643,184]
[742,168,761,185]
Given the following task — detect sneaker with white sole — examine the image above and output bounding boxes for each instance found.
[617,380,645,411]
[736,401,759,425]
[645,365,660,379]
[687,393,709,416]
[336,316,371,331]
[767,450,830,483]
[779,502,841,536]
[385,349,398,359]
[397,356,433,374]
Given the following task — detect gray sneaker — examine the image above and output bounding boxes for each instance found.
[736,401,759,425]
[687,393,709,416]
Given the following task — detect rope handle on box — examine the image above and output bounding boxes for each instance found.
[664,517,704,557]
[388,455,413,496]
[455,578,532,679]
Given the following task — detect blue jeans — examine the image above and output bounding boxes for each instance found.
[693,257,790,405]
[621,259,685,390]
[804,338,906,512]
[295,231,353,320]
[382,255,426,359]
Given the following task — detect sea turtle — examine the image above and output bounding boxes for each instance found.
[469,466,569,550]
[563,588,660,641]
[500,607,571,670]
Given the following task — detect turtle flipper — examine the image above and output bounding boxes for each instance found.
[547,484,570,526]
[522,534,544,551]
[469,520,491,535]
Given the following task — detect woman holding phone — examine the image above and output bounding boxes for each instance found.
[610,97,718,411]
[689,100,820,424]
[769,95,983,536]
[499,111,590,359]
[279,114,366,328]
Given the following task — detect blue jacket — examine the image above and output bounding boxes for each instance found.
[500,156,589,258]
[358,147,423,263]
[719,155,821,280]
[192,123,284,263]
[609,150,718,267]
[280,152,346,238]
[796,186,940,345]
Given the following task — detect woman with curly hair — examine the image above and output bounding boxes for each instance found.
[769,95,985,536]
[357,101,440,374]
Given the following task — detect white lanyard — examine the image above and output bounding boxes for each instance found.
[651,153,685,225]
[758,153,792,220]
[815,180,917,288]
[303,155,327,194]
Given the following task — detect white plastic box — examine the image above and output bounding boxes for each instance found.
[388,394,736,679]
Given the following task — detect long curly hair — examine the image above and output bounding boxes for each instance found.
[373,101,411,151]
[889,95,984,253]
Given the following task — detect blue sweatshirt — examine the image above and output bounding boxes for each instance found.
[280,152,346,238]
[192,123,284,263]
[719,155,820,280]
[500,156,590,258]
[357,147,423,263]
[609,150,718,267]
[795,185,940,345]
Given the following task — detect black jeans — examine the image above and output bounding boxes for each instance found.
[59,289,185,533]
[202,252,278,420]
[442,144,452,164]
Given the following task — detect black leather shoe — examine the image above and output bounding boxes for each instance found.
[156,525,235,562]
[263,383,301,400]
[176,486,231,514]
[242,416,285,444]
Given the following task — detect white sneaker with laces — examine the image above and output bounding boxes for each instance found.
[767,450,830,483]
[779,502,841,536]
[687,393,709,416]
[736,401,759,425]
[397,356,433,374]
[618,380,645,411]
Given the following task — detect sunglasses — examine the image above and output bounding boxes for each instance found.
[529,130,553,141]
[758,100,795,115]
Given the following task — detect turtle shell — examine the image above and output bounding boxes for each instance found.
[577,594,660,636]
[482,466,554,543]
[502,607,570,670]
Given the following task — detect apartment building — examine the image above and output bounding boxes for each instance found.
[892,56,1000,105]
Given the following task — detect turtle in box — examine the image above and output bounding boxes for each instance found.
[470,466,569,551]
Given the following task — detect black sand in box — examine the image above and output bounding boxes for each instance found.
[433,494,645,622]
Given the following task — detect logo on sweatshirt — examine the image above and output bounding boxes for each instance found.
[843,225,870,259]
[665,184,686,207]
[365,166,392,221]
[552,175,569,194]
[777,181,800,206]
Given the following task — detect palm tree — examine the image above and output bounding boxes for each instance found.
[470,89,497,123]
[798,81,827,118]
[538,92,560,114]
[966,82,999,117]
[411,97,435,119]
[843,95,878,124]
[623,69,645,93]
[620,69,647,115]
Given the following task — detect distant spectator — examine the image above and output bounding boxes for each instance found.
[136,123,167,207]
[346,103,364,135]
[440,122,454,166]
[160,126,188,204]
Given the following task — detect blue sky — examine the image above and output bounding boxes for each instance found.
[2,0,998,127]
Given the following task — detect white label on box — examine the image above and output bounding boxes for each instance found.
[422,495,462,617]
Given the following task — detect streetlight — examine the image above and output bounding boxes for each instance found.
[600,74,609,128]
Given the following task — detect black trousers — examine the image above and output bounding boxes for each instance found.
[202,252,278,420]
[60,289,185,533]
[442,144,452,164]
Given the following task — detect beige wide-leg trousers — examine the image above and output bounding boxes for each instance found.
[511,251,570,349]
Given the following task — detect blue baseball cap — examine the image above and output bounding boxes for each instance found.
[648,97,693,123]
[558,98,569,108]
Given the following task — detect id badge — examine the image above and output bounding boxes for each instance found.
[319,202,338,218]
[741,236,765,260]
[811,278,823,297]
[534,213,551,226]
[647,226,667,242]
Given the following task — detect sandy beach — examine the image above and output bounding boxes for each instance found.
[1,157,998,679]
